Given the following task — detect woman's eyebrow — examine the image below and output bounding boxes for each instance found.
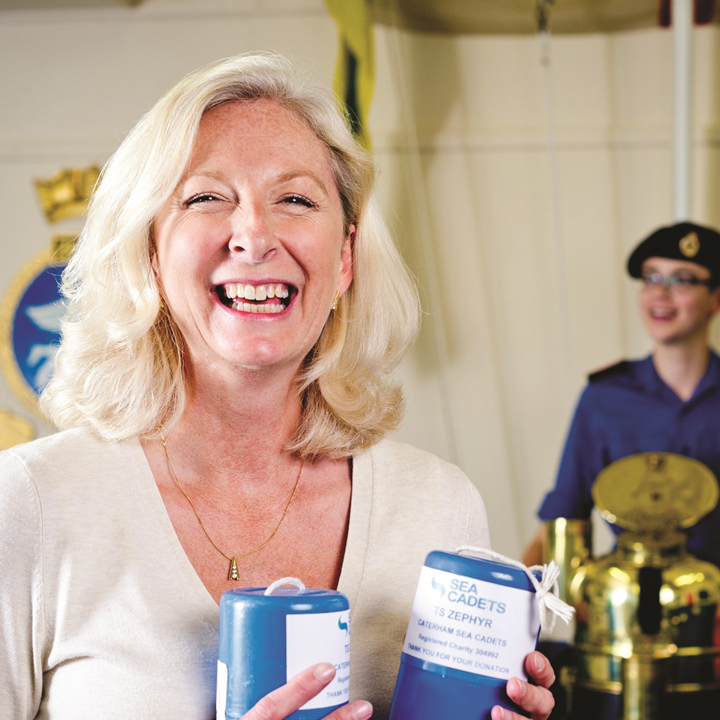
[276,170,330,197]
[175,169,330,197]
[177,169,228,186]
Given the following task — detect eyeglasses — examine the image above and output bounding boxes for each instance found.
[641,272,713,292]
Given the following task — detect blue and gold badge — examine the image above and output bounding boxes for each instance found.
[0,166,99,418]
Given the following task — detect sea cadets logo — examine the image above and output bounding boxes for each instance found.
[679,231,700,258]
[431,575,447,598]
[338,615,349,636]
[0,166,99,417]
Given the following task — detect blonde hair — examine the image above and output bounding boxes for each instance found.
[41,53,420,457]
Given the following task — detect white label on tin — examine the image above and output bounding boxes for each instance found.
[216,660,228,720]
[286,610,351,710]
[402,566,539,681]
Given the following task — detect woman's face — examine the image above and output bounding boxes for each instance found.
[639,256,720,346]
[152,99,353,376]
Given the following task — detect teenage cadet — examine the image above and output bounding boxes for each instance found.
[523,221,720,568]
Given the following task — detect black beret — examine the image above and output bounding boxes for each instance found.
[627,221,720,280]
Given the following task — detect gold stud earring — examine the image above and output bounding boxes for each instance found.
[332,291,340,311]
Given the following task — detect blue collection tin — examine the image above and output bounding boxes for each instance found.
[389,551,540,720]
[217,582,350,720]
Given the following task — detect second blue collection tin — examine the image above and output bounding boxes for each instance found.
[389,551,541,720]
[217,579,350,720]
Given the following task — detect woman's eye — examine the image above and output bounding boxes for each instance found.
[281,194,316,209]
[185,193,222,206]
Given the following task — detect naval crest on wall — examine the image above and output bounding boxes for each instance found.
[0,166,99,418]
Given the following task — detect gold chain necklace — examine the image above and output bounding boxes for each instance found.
[159,429,304,581]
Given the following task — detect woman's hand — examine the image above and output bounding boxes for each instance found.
[491,651,555,720]
[241,663,373,720]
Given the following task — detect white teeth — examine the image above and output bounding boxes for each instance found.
[224,282,290,309]
[651,308,673,318]
[231,299,283,314]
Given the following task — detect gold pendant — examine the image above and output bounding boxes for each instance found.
[228,557,239,581]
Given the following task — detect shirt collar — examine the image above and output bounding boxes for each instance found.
[638,350,720,403]
[690,350,720,401]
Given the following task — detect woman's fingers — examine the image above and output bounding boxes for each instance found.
[492,677,555,720]
[241,663,372,720]
[327,700,373,720]
[490,652,556,720]
[524,651,556,689]
[242,663,333,720]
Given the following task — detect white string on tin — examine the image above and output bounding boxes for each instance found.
[456,545,575,634]
[264,577,306,596]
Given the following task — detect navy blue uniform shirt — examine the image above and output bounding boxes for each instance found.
[538,351,720,567]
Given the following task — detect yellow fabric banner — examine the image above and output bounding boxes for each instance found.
[324,0,374,148]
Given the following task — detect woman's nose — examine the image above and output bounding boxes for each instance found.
[228,204,277,262]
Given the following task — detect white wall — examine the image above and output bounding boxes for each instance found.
[1,1,719,557]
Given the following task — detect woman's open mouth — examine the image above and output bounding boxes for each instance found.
[215,282,296,315]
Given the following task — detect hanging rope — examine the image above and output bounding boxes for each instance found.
[537,0,575,409]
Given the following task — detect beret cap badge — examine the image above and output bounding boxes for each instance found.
[627,222,720,279]
[679,231,700,258]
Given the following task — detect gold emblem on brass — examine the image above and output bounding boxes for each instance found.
[592,452,719,532]
[679,231,700,258]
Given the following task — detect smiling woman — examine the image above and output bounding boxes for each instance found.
[0,53,555,720]
[151,100,354,382]
[40,55,410,457]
